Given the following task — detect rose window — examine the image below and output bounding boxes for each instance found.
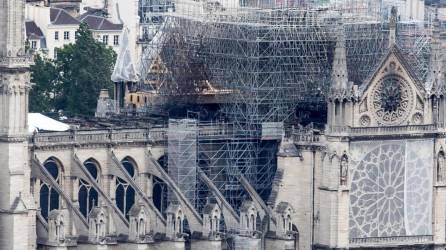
[370,76,412,125]
[349,140,433,239]
[350,143,405,237]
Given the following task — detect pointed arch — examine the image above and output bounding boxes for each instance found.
[40,157,64,220]
[83,158,101,180]
[121,156,138,178]
[115,156,137,219]
[78,158,100,218]
[153,176,168,214]
[157,154,168,172]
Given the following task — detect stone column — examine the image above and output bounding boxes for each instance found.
[434,185,446,246]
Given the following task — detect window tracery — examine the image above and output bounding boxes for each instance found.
[369,75,413,125]
[40,158,61,220]
[79,159,99,218]
[153,176,168,214]
[350,140,432,239]
[116,157,136,219]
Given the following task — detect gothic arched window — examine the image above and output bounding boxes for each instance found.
[157,155,168,172]
[40,158,62,220]
[79,159,99,217]
[116,157,136,219]
[153,176,168,214]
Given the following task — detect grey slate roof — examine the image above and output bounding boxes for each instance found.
[50,7,80,25]
[25,21,44,39]
[79,15,123,31]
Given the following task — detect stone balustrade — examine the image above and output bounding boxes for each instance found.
[0,55,33,67]
[349,235,433,247]
[292,133,322,143]
[328,124,442,137]
[290,125,324,145]
[31,128,167,147]
[30,124,247,148]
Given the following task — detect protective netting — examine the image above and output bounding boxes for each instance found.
[349,139,433,239]
[111,28,139,83]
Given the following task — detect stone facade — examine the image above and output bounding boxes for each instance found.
[271,8,446,250]
[2,1,444,250]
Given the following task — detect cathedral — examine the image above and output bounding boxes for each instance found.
[1,0,446,250]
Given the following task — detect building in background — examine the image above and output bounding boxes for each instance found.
[26,5,80,58]
[25,20,46,53]
[79,12,123,54]
[25,2,123,58]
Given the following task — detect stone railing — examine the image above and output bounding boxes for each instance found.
[292,132,322,143]
[328,124,441,137]
[31,128,167,148]
[0,55,33,67]
[349,235,433,246]
[290,125,324,145]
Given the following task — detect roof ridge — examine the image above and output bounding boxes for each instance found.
[358,44,425,95]
[99,18,105,29]
[55,8,62,23]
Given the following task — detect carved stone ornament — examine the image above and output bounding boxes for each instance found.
[359,115,371,127]
[369,75,413,125]
[412,113,423,125]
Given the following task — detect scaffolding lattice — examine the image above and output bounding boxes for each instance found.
[137,0,434,232]
[167,119,198,205]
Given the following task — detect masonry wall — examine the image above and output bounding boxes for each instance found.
[190,239,222,250]
[275,148,318,250]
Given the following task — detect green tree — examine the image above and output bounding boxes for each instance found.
[30,23,116,116]
[55,23,116,115]
[29,54,58,112]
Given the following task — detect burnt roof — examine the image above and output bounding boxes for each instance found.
[50,7,80,25]
[79,15,123,31]
[25,21,44,39]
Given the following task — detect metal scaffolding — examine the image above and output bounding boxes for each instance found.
[167,119,198,205]
[137,0,433,224]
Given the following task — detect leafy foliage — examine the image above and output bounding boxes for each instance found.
[29,54,58,112]
[30,23,117,116]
